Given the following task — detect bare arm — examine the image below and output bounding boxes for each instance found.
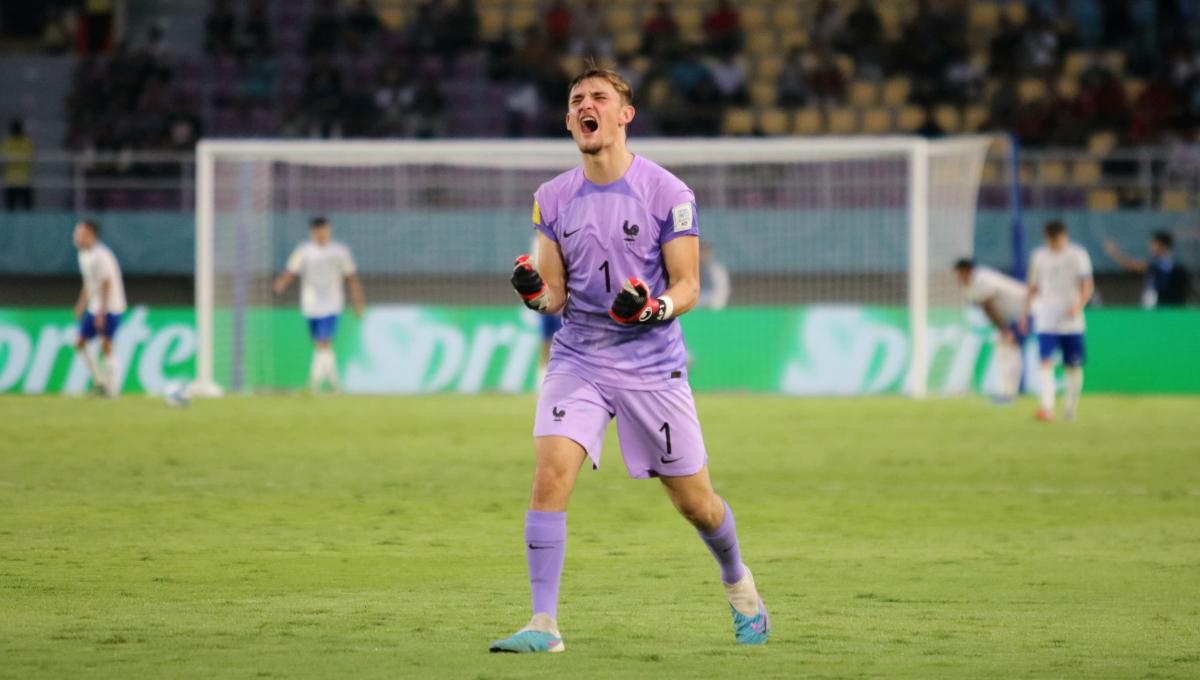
[95,279,111,329]
[1072,277,1095,317]
[535,231,568,314]
[1103,239,1147,273]
[981,297,1008,332]
[74,283,88,320]
[661,235,701,317]
[346,273,366,316]
[273,271,296,295]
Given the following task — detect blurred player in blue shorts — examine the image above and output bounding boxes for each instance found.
[273,217,365,392]
[530,234,563,385]
[491,62,768,655]
[72,219,126,397]
[1022,220,1094,422]
[954,258,1029,403]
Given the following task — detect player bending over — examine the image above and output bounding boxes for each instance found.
[1022,220,1094,422]
[491,63,769,654]
[73,219,127,397]
[954,258,1029,402]
[273,216,365,392]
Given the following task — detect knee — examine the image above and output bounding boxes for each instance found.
[534,463,572,490]
[677,494,723,532]
[531,463,574,509]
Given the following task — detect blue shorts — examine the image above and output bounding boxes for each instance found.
[1008,319,1030,346]
[541,313,563,340]
[307,315,338,342]
[79,312,121,340]
[1037,333,1086,366]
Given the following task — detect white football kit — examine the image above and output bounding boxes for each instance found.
[964,266,1027,324]
[77,242,127,315]
[1029,244,1093,335]
[286,240,357,318]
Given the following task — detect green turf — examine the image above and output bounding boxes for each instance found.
[1,393,1198,679]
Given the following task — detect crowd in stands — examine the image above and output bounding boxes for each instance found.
[52,0,1200,154]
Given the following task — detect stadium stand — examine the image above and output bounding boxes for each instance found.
[32,0,1198,148]
[0,0,1194,213]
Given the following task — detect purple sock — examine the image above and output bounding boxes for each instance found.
[698,501,745,584]
[525,510,566,620]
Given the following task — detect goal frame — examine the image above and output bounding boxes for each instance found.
[193,136,996,398]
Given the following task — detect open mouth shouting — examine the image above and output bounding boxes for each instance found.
[580,114,599,134]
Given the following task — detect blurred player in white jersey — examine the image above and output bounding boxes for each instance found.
[696,241,731,310]
[954,258,1028,403]
[73,219,126,397]
[273,216,365,392]
[1022,220,1094,422]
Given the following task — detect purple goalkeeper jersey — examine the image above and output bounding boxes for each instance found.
[533,154,700,389]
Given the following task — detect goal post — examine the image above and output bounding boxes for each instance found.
[193,136,996,398]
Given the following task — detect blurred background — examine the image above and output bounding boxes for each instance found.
[0,0,1196,395]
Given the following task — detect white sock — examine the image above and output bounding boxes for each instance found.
[993,344,1012,398]
[1003,344,1023,399]
[78,347,104,387]
[522,612,560,635]
[309,350,323,390]
[723,565,761,617]
[103,354,119,396]
[321,348,339,390]
[1039,364,1055,412]
[1063,366,1083,419]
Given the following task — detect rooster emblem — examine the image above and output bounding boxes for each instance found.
[622,220,640,241]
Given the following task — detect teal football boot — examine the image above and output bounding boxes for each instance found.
[489,614,565,654]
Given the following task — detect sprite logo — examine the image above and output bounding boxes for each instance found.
[0,307,195,394]
[0,304,1093,396]
[343,307,541,393]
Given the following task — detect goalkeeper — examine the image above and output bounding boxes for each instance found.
[491,62,768,655]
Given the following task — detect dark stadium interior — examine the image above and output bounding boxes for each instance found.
[0,1,1196,299]
[0,272,1152,307]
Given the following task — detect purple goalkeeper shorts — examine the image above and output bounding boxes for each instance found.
[533,371,708,479]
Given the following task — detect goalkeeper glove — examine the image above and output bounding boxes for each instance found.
[511,254,549,311]
[609,278,674,324]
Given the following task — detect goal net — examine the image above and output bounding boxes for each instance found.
[195,137,995,397]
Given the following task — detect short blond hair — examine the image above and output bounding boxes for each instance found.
[567,59,633,106]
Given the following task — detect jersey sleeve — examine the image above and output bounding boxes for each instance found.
[96,251,118,283]
[532,188,557,243]
[340,245,357,276]
[657,182,699,246]
[1026,251,1042,289]
[285,246,304,274]
[1075,248,1094,279]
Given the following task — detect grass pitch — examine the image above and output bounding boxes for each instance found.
[1,393,1198,679]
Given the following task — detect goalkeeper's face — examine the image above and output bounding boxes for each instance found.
[566,78,634,156]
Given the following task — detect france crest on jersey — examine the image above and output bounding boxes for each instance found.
[532,154,699,389]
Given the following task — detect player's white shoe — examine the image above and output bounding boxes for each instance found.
[489,613,565,654]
